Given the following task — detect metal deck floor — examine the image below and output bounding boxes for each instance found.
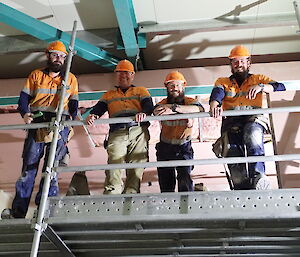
[1,189,300,257]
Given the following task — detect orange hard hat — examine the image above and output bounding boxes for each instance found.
[114,60,135,73]
[228,45,250,59]
[46,41,68,55]
[164,71,187,86]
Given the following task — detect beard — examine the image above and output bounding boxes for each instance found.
[231,67,250,85]
[167,90,185,104]
[47,59,65,73]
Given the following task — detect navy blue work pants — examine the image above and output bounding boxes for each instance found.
[226,122,265,190]
[156,141,194,192]
[12,127,69,218]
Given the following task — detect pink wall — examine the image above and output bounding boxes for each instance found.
[0,61,299,201]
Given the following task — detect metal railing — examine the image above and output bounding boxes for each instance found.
[1,105,300,130]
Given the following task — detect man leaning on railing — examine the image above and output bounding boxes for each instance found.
[209,45,286,190]
[153,71,204,193]
[86,60,154,195]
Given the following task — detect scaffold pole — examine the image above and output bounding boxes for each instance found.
[30,20,78,257]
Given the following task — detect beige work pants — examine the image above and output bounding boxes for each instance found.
[104,126,150,194]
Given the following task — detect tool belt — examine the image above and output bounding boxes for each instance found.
[32,111,69,123]
[212,130,230,158]
[35,128,54,143]
[33,112,71,143]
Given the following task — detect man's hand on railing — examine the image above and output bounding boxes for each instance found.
[153,105,173,116]
[23,113,33,124]
[135,112,147,123]
[86,114,100,126]
[209,100,223,118]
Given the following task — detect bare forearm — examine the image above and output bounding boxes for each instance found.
[262,83,275,94]
[176,105,204,113]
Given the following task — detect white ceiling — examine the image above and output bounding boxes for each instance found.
[0,0,300,78]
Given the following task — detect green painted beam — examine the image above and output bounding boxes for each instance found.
[113,0,140,57]
[0,3,120,70]
[0,86,214,106]
[0,80,297,106]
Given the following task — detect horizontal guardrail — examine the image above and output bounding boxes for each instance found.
[0,105,299,130]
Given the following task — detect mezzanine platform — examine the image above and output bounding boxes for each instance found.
[1,189,300,257]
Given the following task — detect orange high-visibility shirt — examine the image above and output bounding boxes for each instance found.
[158,97,200,145]
[101,86,151,117]
[214,74,273,111]
[22,69,78,115]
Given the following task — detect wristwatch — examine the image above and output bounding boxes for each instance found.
[171,103,178,113]
[258,83,265,92]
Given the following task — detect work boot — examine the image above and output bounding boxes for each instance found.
[1,208,14,219]
[253,173,271,190]
[194,183,208,191]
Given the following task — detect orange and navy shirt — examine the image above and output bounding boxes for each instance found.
[18,68,79,118]
[210,74,285,111]
[157,97,201,145]
[90,85,154,131]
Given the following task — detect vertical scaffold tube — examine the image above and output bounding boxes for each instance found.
[30,21,78,257]
[266,94,282,188]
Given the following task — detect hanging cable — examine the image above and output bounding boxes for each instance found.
[250,1,261,55]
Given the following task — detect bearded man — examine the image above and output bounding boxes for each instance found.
[153,71,204,192]
[2,41,78,218]
[209,45,285,190]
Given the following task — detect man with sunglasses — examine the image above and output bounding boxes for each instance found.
[86,60,153,195]
[209,45,285,190]
[153,71,204,192]
[2,41,78,219]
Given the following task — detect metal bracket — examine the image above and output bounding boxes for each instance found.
[61,80,70,90]
[43,225,76,257]
[68,46,77,56]
[31,218,48,233]
[45,166,52,174]
[50,171,57,180]
[42,167,57,180]
[135,223,143,232]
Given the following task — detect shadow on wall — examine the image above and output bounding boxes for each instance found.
[0,132,24,143]
[144,31,300,71]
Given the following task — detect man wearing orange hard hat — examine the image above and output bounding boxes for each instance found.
[209,45,285,190]
[1,41,78,219]
[153,71,204,192]
[86,60,154,195]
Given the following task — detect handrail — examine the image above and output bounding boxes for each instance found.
[56,153,300,173]
[0,105,300,130]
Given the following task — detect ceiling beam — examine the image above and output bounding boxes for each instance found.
[139,14,298,34]
[112,0,140,57]
[0,3,120,70]
[0,29,117,55]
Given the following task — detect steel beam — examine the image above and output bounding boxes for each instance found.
[0,3,120,70]
[113,0,140,57]
[43,226,75,257]
[0,80,299,106]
